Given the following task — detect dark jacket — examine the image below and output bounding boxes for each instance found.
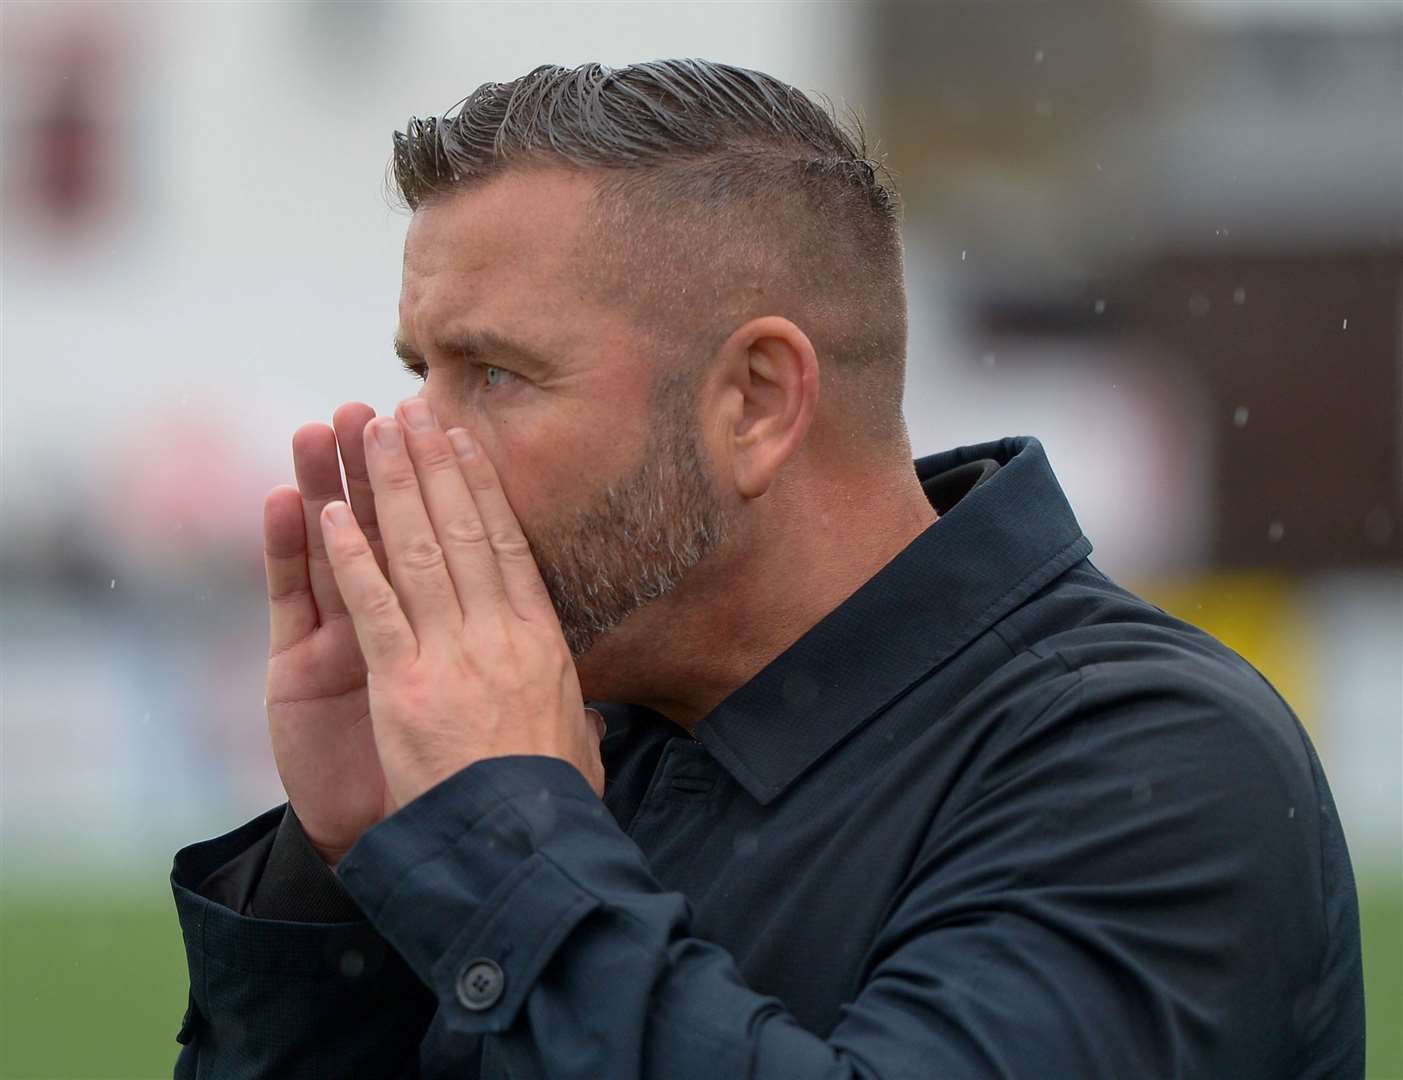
[170,435,1364,1079]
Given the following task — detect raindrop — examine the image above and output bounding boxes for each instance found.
[1233,406,1250,429]
[1034,49,1045,63]
[1287,806,1296,819]
[1094,299,1106,315]
[109,579,116,589]
[1267,521,1286,543]
[1233,287,1247,305]
[1188,294,1212,318]
[961,249,967,261]
[1095,162,1103,172]
[1342,318,1349,330]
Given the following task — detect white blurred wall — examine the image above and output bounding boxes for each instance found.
[1,0,867,875]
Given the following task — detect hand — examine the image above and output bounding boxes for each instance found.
[263,404,395,867]
[317,397,605,812]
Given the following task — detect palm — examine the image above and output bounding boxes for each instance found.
[262,404,395,864]
[267,611,391,862]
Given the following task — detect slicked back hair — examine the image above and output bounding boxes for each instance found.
[391,59,911,452]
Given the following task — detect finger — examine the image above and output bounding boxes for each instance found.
[364,413,464,638]
[320,501,417,670]
[395,400,506,617]
[264,485,317,654]
[292,423,351,618]
[446,426,555,622]
[331,402,388,578]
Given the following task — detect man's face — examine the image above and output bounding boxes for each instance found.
[395,168,731,660]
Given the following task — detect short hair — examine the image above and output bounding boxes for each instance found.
[390,59,910,449]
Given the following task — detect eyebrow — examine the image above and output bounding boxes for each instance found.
[392,328,552,374]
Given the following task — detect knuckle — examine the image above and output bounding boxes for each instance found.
[465,470,497,493]
[268,585,312,607]
[490,532,533,559]
[397,537,446,573]
[363,587,401,622]
[441,518,490,547]
[415,444,459,472]
[381,470,421,494]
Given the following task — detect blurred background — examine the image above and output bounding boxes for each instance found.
[1,1,1399,1076]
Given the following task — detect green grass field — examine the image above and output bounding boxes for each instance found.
[2,875,1400,1078]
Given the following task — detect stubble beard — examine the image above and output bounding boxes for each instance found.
[524,388,733,660]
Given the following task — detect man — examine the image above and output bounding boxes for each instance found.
[170,60,1364,1078]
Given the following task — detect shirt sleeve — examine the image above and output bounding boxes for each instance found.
[333,662,1362,1079]
[169,806,445,1079]
[195,804,363,922]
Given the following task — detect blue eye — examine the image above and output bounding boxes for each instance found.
[401,357,516,392]
[488,364,521,392]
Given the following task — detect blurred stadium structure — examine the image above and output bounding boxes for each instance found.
[2,2,1399,1076]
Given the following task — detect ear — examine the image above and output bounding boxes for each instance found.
[710,316,819,500]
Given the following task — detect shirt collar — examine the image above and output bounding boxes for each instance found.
[693,435,1093,805]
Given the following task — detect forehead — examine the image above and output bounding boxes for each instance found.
[399,168,595,324]
[394,167,659,398]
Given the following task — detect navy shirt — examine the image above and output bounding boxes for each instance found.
[170,435,1364,1078]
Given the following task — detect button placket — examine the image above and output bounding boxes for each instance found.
[628,740,722,844]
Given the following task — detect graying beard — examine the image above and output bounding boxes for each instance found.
[531,449,730,659]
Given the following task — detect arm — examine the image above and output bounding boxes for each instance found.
[170,808,445,1080]
[334,663,1358,1080]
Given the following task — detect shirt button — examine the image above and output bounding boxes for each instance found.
[456,959,505,1011]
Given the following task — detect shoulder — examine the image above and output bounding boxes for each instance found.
[969,560,1331,904]
[993,559,1311,771]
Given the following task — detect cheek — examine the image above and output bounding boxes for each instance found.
[488,414,629,529]
[482,429,569,531]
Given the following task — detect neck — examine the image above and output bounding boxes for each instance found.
[575,462,939,731]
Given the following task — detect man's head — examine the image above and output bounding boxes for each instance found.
[388,60,911,669]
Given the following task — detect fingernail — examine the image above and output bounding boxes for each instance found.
[324,502,352,529]
[374,419,402,450]
[447,428,477,459]
[402,398,435,431]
